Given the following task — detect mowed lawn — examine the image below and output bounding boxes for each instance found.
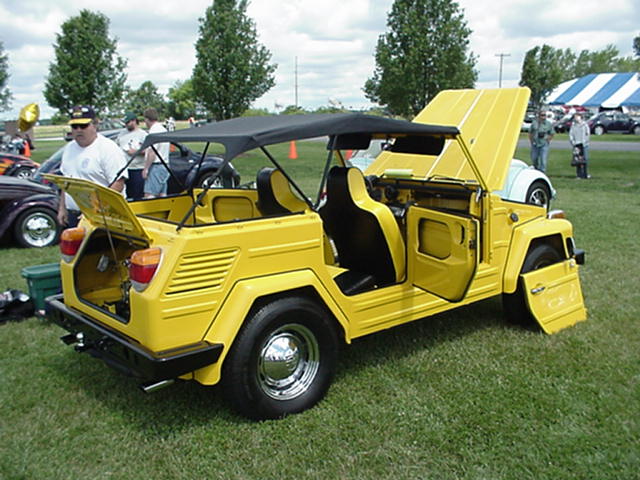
[0,139,638,479]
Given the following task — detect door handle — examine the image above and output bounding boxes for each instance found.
[530,286,545,295]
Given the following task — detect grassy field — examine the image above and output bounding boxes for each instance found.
[1,143,639,479]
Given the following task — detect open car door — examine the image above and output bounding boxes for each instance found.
[407,206,478,302]
[521,260,587,334]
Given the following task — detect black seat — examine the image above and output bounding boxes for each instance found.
[256,167,308,216]
[319,167,405,289]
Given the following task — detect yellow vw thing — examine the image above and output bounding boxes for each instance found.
[46,88,586,420]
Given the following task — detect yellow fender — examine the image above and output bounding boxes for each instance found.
[195,269,349,385]
[502,217,574,294]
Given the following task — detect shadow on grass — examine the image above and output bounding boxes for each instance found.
[43,296,532,433]
[335,296,539,379]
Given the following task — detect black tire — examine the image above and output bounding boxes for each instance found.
[525,180,551,210]
[633,125,640,135]
[593,125,605,135]
[13,207,60,248]
[221,296,339,420]
[197,171,224,189]
[502,244,562,328]
[13,166,34,179]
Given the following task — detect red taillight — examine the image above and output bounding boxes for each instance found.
[129,247,162,292]
[60,227,85,262]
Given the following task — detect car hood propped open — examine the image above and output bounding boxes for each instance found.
[366,88,530,191]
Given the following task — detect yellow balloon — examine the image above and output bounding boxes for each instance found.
[18,103,40,131]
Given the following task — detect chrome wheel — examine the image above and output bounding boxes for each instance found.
[15,167,34,179]
[199,173,223,189]
[17,210,58,247]
[257,323,320,400]
[526,181,551,210]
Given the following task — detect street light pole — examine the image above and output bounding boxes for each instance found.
[495,53,510,87]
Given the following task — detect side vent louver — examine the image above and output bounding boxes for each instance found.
[166,249,238,295]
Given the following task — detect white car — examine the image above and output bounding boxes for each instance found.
[348,140,555,209]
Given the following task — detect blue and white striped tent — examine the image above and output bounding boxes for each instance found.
[546,72,640,108]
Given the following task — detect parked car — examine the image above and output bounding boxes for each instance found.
[553,114,574,133]
[587,111,640,135]
[45,87,586,421]
[349,141,555,209]
[0,176,60,248]
[33,141,240,193]
[64,118,125,141]
[0,152,40,178]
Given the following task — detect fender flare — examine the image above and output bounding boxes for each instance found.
[195,269,349,385]
[502,217,573,294]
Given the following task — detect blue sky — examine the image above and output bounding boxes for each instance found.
[1,0,638,120]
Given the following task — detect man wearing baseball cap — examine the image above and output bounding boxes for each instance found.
[58,105,129,227]
[116,111,147,200]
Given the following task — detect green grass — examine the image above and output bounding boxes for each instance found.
[1,144,638,479]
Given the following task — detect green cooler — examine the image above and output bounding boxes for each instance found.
[21,262,62,316]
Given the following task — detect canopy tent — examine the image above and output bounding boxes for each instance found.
[546,72,640,108]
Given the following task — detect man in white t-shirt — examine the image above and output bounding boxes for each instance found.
[58,105,129,227]
[142,107,170,197]
[116,112,147,200]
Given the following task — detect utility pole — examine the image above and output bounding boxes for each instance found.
[495,53,510,87]
[294,56,298,108]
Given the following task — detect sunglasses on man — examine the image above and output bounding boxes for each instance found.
[71,123,91,130]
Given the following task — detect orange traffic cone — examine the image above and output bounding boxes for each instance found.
[23,140,31,157]
[288,141,298,159]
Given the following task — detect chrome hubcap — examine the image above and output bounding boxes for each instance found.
[22,213,56,247]
[257,324,320,400]
[529,188,548,208]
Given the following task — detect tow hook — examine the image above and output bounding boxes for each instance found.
[60,331,86,349]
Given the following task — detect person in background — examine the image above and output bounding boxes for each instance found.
[58,105,128,227]
[116,112,147,200]
[142,107,170,198]
[569,113,591,179]
[529,111,554,173]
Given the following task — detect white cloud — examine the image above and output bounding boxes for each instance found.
[1,0,638,120]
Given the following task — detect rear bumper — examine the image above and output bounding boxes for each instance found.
[45,294,223,383]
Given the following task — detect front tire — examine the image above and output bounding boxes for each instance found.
[503,244,562,328]
[13,207,60,248]
[525,180,551,210]
[594,125,605,135]
[221,296,339,420]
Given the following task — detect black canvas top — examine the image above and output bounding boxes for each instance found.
[140,113,459,160]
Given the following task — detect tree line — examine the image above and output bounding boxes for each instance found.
[0,0,639,121]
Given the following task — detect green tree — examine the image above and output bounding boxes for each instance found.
[166,79,197,119]
[44,10,127,115]
[280,105,308,115]
[519,45,566,108]
[0,41,11,111]
[364,0,477,117]
[192,0,276,121]
[634,34,640,57]
[125,81,166,116]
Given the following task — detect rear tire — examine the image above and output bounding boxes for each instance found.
[221,296,339,420]
[594,125,605,135]
[13,166,34,179]
[503,244,562,328]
